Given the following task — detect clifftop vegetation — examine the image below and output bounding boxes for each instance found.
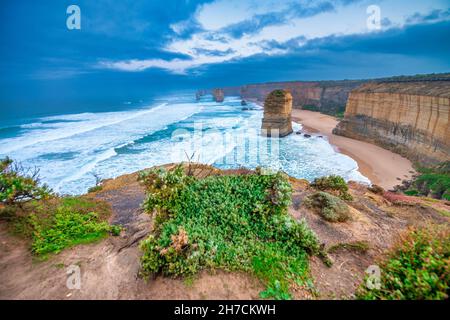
[401,161,450,201]
[0,158,120,258]
[138,165,321,299]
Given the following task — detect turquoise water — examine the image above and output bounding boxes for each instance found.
[0,93,370,194]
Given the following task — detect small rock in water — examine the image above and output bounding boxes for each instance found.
[296,131,302,135]
[303,134,312,138]
[318,135,323,138]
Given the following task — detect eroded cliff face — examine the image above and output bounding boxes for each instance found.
[333,81,450,165]
[261,90,293,137]
[240,80,363,115]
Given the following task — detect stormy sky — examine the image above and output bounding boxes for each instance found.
[0,0,449,118]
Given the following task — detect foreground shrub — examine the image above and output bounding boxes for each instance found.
[357,225,449,300]
[303,191,351,222]
[311,175,353,201]
[139,166,320,299]
[1,197,119,257]
[0,157,51,205]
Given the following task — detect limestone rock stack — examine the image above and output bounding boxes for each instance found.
[212,88,224,103]
[261,90,293,137]
[333,81,450,165]
[196,90,207,101]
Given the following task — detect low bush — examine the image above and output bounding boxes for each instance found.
[87,185,103,193]
[138,165,320,299]
[357,225,449,300]
[1,197,119,258]
[405,162,450,200]
[404,189,419,196]
[301,105,320,112]
[303,191,351,222]
[0,157,51,205]
[311,175,353,201]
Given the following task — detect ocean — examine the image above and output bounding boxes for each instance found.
[0,93,370,195]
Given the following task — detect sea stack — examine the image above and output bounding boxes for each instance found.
[212,88,224,102]
[195,90,206,101]
[261,89,293,137]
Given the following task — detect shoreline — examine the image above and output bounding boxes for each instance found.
[291,110,415,190]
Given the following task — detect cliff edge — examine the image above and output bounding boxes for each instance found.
[333,81,450,166]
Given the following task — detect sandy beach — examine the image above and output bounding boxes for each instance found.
[291,110,416,190]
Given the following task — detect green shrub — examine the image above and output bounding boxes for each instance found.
[271,89,286,97]
[0,157,51,205]
[138,165,320,299]
[335,111,345,119]
[87,185,103,193]
[311,175,353,201]
[3,197,119,257]
[406,162,450,200]
[303,191,351,222]
[357,225,449,300]
[301,105,320,112]
[443,192,450,201]
[404,189,419,196]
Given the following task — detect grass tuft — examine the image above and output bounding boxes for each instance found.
[303,191,351,222]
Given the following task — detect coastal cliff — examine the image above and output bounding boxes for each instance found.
[204,74,450,116]
[333,81,450,165]
[261,90,293,137]
[241,80,363,115]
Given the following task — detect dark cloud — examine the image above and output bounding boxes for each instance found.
[193,48,236,57]
[0,0,449,118]
[194,20,450,84]
[406,8,450,24]
[0,0,213,79]
[221,1,335,38]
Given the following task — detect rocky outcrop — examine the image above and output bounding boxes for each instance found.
[212,88,224,103]
[195,90,206,101]
[261,90,293,137]
[333,81,450,166]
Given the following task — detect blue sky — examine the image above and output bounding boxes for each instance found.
[0,0,449,118]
